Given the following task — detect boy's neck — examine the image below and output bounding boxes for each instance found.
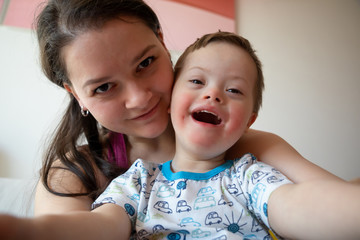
[171,149,226,173]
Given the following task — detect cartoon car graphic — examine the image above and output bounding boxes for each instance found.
[194,196,216,210]
[176,200,192,213]
[137,229,149,237]
[251,183,266,211]
[150,179,175,186]
[212,235,227,240]
[156,185,176,198]
[153,224,167,233]
[205,211,222,225]
[154,201,173,214]
[128,193,140,201]
[197,186,216,197]
[191,228,211,238]
[124,203,135,216]
[113,176,127,185]
[137,211,150,223]
[227,184,239,194]
[99,197,116,204]
[251,170,269,184]
[218,195,233,207]
[267,176,283,184]
[179,217,201,227]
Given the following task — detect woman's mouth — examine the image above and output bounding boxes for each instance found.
[192,110,222,125]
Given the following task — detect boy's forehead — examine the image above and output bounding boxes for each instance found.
[183,42,257,75]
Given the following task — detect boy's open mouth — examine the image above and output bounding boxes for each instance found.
[192,110,222,125]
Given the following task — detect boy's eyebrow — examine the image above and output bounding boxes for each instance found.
[132,44,157,65]
[188,66,207,72]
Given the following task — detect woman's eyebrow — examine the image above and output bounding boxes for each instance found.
[82,45,158,88]
[82,76,110,89]
[132,44,156,65]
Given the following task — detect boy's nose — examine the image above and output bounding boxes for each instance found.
[204,95,221,103]
[203,88,222,103]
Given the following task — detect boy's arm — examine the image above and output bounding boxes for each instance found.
[0,204,131,240]
[268,180,360,239]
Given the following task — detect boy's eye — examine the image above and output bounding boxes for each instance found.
[137,56,154,72]
[190,79,203,85]
[94,83,111,94]
[227,88,242,94]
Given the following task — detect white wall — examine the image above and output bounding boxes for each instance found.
[0,26,67,179]
[0,0,359,180]
[236,0,360,180]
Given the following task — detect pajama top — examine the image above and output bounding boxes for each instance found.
[92,153,292,240]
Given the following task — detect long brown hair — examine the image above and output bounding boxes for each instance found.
[36,0,162,199]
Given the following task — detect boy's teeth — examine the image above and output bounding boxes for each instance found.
[192,110,222,125]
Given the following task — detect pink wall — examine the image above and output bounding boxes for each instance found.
[146,0,234,51]
[1,0,235,51]
[2,0,43,28]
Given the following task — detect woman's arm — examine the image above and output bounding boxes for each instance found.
[268,180,360,239]
[227,129,343,183]
[34,160,108,216]
[0,204,131,240]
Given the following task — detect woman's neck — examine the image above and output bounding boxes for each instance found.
[125,123,175,164]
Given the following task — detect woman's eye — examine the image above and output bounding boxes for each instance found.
[94,83,111,94]
[190,79,203,85]
[137,56,154,72]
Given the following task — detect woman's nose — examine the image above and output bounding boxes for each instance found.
[125,82,152,109]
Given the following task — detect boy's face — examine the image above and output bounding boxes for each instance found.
[171,42,258,159]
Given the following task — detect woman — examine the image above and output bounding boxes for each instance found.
[34,0,341,216]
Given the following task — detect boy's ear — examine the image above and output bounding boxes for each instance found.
[246,113,257,130]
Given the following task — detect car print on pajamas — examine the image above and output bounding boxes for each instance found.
[179,217,201,227]
[124,203,135,216]
[227,184,239,195]
[191,228,211,238]
[205,211,222,225]
[197,186,216,196]
[99,197,116,204]
[176,200,192,213]
[251,170,270,184]
[137,211,150,223]
[218,195,233,207]
[153,224,168,233]
[267,175,283,184]
[194,195,216,210]
[154,200,173,214]
[156,185,176,198]
[251,183,266,211]
[212,235,227,240]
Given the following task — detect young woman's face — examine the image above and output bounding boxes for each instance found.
[171,42,257,159]
[63,17,173,138]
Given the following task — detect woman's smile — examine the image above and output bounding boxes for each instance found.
[130,99,161,121]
